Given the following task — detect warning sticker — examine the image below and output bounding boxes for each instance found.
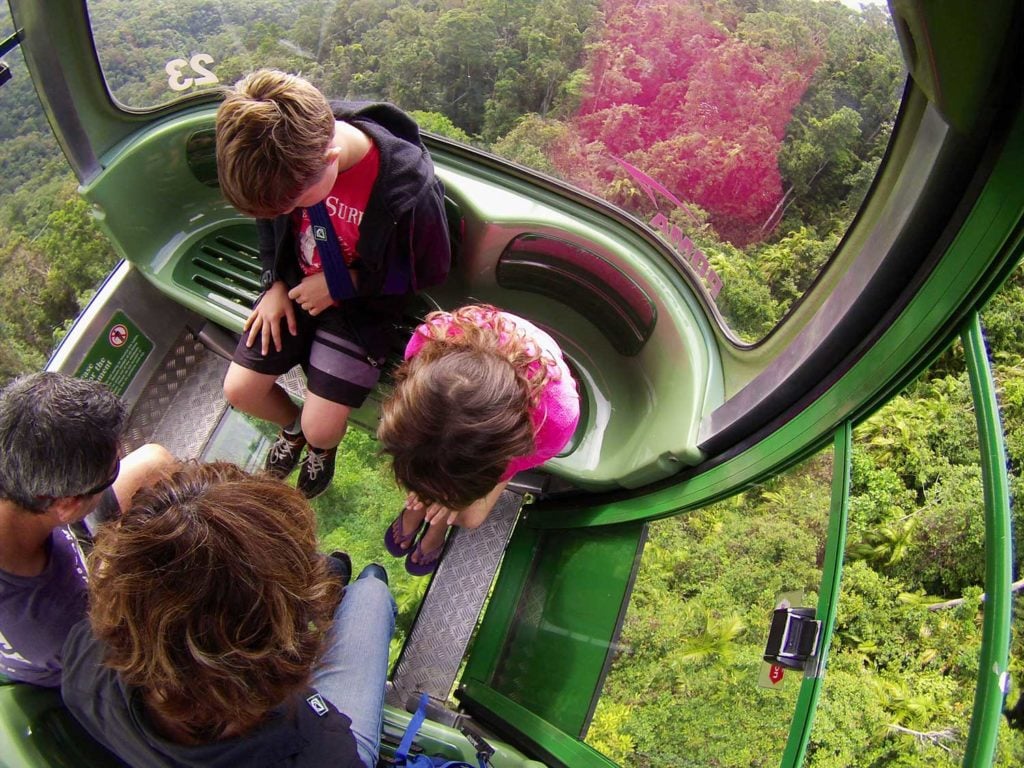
[74,311,153,397]
[758,661,787,689]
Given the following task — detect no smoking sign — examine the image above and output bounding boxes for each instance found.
[76,312,153,397]
[109,323,128,348]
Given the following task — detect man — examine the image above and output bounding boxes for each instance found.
[0,371,173,686]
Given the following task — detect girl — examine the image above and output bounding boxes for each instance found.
[378,305,581,576]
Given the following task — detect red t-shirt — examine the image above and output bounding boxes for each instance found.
[293,141,380,275]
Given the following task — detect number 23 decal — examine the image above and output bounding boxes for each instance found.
[165,54,218,92]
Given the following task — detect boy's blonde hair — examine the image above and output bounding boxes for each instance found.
[215,70,335,217]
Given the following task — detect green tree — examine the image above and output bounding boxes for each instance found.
[408,110,473,143]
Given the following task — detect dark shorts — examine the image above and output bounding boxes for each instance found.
[232,302,383,408]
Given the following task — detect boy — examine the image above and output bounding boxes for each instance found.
[216,70,451,498]
[0,372,173,686]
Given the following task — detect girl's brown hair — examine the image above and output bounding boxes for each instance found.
[215,69,335,217]
[378,305,554,509]
[88,461,341,742]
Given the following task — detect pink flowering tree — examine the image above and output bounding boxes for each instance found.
[553,1,824,246]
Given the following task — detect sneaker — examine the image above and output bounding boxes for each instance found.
[265,430,306,479]
[297,445,337,499]
[356,563,389,585]
[326,551,352,586]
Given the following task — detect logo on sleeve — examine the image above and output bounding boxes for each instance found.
[306,693,330,717]
[0,629,30,666]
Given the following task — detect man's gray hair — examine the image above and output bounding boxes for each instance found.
[0,372,126,512]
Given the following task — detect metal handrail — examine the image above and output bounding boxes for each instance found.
[961,312,1014,767]
[778,422,852,768]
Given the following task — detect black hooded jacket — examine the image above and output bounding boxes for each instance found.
[61,620,363,768]
[256,101,451,357]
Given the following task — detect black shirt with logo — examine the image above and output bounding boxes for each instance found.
[60,620,363,768]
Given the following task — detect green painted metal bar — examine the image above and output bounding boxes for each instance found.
[461,524,541,686]
[960,312,1013,767]
[778,422,852,768]
[459,682,618,768]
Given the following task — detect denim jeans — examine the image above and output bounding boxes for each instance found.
[311,566,397,768]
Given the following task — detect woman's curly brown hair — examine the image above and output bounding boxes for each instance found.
[87,461,341,742]
[378,305,557,509]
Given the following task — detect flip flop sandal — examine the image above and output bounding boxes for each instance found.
[384,508,422,557]
[405,530,447,577]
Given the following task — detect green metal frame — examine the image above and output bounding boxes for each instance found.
[779,423,852,768]
[773,315,1016,768]
[458,520,646,767]
[960,313,1014,767]
[459,685,617,768]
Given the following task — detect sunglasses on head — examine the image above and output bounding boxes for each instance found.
[34,458,121,505]
[79,459,121,498]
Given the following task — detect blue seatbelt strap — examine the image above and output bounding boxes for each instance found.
[394,692,430,763]
[307,201,414,298]
[393,692,490,768]
[306,202,357,300]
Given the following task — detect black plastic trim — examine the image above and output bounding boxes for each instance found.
[496,234,656,357]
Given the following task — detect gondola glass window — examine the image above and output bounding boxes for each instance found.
[582,446,835,765]
[85,0,906,345]
[0,8,121,379]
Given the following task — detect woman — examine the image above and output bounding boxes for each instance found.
[61,461,395,768]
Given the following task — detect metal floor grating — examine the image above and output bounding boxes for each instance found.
[123,325,519,716]
[122,327,231,459]
[387,489,525,708]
